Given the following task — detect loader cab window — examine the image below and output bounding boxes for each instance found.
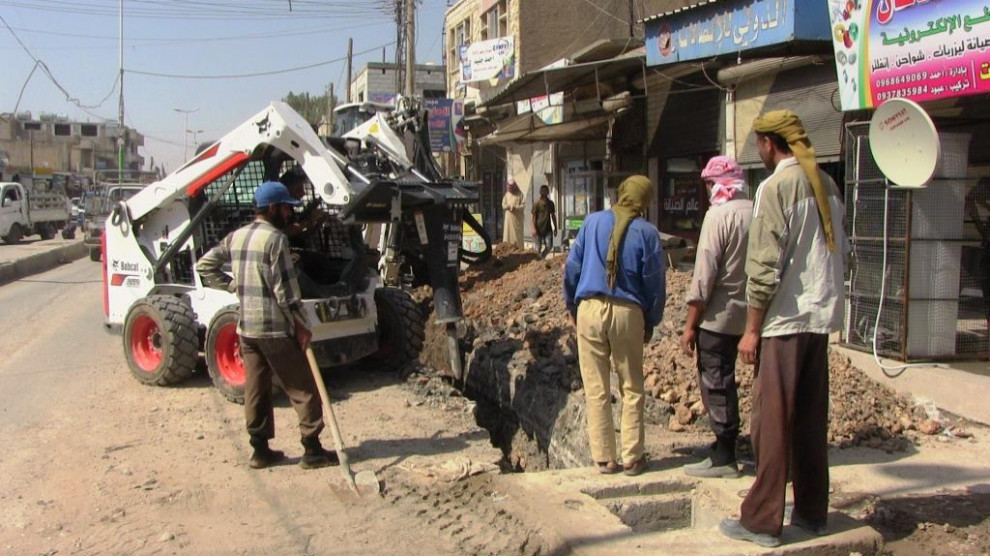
[331,101,392,137]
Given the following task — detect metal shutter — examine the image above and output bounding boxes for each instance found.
[649,75,721,158]
[737,64,842,167]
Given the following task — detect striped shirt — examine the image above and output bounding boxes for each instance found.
[196,219,308,339]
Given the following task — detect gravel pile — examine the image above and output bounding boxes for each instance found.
[417,243,955,453]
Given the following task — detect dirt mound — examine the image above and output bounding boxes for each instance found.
[420,247,951,455]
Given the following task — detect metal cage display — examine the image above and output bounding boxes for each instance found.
[842,122,989,361]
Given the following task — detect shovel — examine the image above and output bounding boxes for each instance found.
[304,346,381,497]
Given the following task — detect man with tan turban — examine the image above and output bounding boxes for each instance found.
[719,111,847,548]
[563,175,665,477]
[501,178,525,248]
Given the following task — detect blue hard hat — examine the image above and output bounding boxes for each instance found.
[254,181,301,208]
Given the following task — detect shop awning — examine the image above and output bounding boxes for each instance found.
[479,50,645,108]
[641,0,721,23]
[478,112,610,145]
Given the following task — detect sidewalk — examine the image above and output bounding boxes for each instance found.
[836,344,990,426]
[0,237,88,286]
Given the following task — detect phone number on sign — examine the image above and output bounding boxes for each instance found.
[875,71,929,89]
[876,85,930,101]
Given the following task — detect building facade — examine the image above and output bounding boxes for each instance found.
[0,113,144,179]
[445,0,676,244]
[349,62,447,105]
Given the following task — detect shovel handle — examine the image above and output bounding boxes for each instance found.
[305,347,352,476]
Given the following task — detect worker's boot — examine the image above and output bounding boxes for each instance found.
[683,435,740,478]
[248,436,286,470]
[299,435,340,470]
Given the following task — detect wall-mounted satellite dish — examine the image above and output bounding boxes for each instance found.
[868,98,940,188]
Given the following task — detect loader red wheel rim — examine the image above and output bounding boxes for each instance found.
[131,314,163,372]
[214,323,245,386]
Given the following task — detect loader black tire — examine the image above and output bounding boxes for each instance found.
[89,247,101,262]
[123,295,198,386]
[4,223,22,245]
[365,287,424,373]
[205,305,245,404]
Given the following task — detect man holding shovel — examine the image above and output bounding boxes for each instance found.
[197,180,339,470]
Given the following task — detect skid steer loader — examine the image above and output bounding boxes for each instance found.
[102,98,488,403]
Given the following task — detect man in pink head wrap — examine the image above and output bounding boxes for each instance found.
[680,155,752,479]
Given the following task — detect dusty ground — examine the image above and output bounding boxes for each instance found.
[4,250,990,555]
[0,259,547,556]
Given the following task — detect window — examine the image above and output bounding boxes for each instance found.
[54,123,71,136]
[481,0,508,41]
[81,124,98,137]
[422,89,445,99]
[448,18,471,73]
[23,122,41,131]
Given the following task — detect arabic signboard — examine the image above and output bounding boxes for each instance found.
[830,0,990,110]
[645,0,831,66]
[368,92,396,104]
[424,98,465,154]
[460,36,515,83]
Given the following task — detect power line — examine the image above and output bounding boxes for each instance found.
[3,19,389,44]
[0,13,119,118]
[125,42,396,79]
[575,0,635,27]
[0,0,389,20]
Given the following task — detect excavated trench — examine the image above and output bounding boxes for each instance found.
[416,307,674,474]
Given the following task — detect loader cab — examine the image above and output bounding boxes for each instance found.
[331,101,393,138]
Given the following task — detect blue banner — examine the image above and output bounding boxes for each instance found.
[645,0,831,66]
[424,99,466,154]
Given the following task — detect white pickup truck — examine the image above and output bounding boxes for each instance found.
[0,181,71,244]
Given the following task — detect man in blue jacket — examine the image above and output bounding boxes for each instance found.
[564,175,665,476]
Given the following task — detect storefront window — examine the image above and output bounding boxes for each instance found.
[481,169,503,240]
[660,156,710,243]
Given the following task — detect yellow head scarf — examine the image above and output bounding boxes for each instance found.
[752,110,836,252]
[607,175,654,289]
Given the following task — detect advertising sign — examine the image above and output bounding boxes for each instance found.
[424,98,466,154]
[460,36,515,83]
[645,0,830,66]
[830,0,990,110]
[516,92,564,125]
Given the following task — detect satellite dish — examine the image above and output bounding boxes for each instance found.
[869,98,940,188]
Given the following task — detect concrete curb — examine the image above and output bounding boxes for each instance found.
[0,241,88,286]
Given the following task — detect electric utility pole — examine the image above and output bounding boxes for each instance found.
[346,38,353,103]
[404,0,416,95]
[118,0,125,174]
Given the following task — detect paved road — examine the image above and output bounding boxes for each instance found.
[0,257,108,429]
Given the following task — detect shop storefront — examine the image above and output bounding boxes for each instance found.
[828,0,990,360]
[643,0,834,242]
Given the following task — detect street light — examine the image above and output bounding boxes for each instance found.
[186,129,205,155]
[173,107,198,162]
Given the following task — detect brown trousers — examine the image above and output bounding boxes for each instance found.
[576,296,646,465]
[740,333,830,537]
[240,336,324,440]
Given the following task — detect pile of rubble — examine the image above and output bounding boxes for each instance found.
[418,243,954,456]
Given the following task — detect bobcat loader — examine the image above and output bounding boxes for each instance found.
[103,99,486,402]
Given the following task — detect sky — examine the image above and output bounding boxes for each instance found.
[0,0,451,174]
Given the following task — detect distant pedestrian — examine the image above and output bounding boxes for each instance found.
[501,178,525,248]
[680,156,753,479]
[564,175,665,477]
[531,185,556,258]
[196,181,340,471]
[719,110,847,548]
